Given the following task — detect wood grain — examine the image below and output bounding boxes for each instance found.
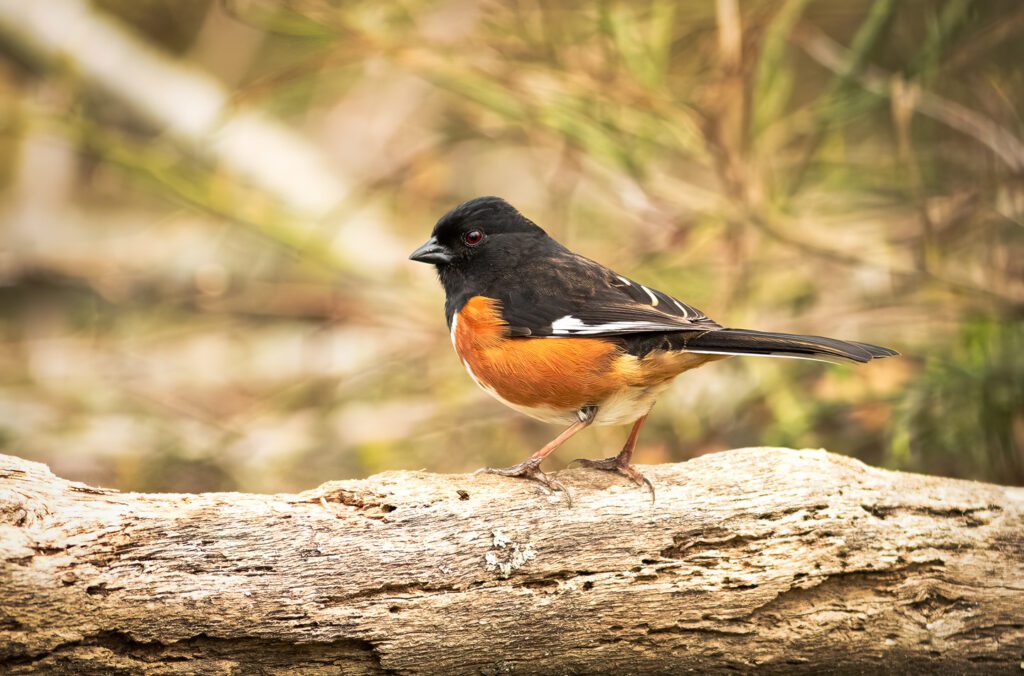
[2,448,1022,674]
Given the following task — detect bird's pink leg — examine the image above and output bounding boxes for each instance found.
[476,407,597,502]
[572,414,655,502]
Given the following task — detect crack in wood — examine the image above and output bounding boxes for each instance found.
[0,631,394,674]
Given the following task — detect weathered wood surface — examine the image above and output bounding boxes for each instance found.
[1,447,1022,674]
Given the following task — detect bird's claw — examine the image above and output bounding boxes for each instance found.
[571,454,655,504]
[475,459,573,505]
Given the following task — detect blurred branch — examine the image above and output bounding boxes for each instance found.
[715,0,742,70]
[0,0,405,275]
[751,0,812,138]
[73,116,359,277]
[0,0,344,214]
[785,0,897,196]
[942,4,1024,73]
[794,23,1024,172]
[744,207,1022,309]
[908,0,971,78]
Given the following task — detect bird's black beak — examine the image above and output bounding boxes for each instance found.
[409,237,453,265]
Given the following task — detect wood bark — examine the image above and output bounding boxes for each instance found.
[1,448,1022,674]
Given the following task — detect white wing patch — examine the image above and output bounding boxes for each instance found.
[549,315,588,334]
[542,269,713,336]
[550,314,676,336]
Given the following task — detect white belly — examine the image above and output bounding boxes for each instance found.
[589,381,673,425]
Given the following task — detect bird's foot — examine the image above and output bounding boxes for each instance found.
[572,452,655,503]
[475,458,572,504]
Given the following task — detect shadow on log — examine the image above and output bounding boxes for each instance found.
[1,448,1023,674]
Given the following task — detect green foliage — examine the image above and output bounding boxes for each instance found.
[893,320,1023,484]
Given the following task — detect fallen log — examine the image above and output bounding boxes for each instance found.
[1,448,1022,674]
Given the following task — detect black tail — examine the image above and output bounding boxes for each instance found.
[684,328,898,364]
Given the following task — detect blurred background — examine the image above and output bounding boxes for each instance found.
[0,0,1020,493]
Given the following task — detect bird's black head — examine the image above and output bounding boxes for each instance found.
[409,196,547,268]
[410,197,555,322]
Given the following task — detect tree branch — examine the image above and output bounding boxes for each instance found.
[793,23,1024,172]
[1,448,1022,673]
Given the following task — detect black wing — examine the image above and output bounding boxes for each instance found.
[494,250,720,338]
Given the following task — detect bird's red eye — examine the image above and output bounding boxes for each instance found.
[463,229,483,246]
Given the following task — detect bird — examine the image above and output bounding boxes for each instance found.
[409,196,897,501]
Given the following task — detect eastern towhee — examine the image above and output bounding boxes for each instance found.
[410,196,897,501]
